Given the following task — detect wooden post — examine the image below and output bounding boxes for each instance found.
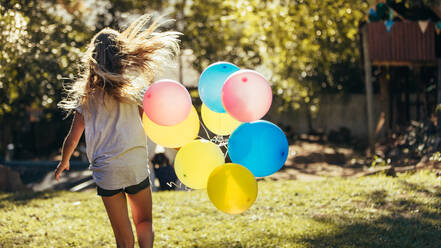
[438,58,441,131]
[415,66,422,121]
[405,70,410,122]
[377,66,390,137]
[362,24,376,155]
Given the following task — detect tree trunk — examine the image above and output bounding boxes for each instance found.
[362,24,376,155]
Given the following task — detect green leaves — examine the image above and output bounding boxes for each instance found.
[0,0,371,154]
[182,0,369,111]
[0,1,93,153]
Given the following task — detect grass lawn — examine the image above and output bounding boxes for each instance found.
[1,170,440,248]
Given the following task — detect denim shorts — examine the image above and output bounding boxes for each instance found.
[97,176,150,197]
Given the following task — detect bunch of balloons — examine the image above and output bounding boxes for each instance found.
[142,62,289,214]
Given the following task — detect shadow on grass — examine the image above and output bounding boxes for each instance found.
[398,180,441,198]
[0,190,63,209]
[300,183,441,248]
[197,183,441,248]
[301,217,441,247]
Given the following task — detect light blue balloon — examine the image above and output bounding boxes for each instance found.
[228,121,289,177]
[198,62,240,113]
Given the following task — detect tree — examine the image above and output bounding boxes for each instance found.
[0,0,92,156]
[0,0,372,156]
[0,0,175,157]
[182,0,369,128]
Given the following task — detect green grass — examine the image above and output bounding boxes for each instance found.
[1,171,441,248]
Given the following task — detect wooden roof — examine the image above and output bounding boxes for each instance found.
[367,22,439,66]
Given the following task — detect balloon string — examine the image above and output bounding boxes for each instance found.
[166,181,192,191]
[199,119,230,159]
[199,120,211,140]
[166,181,179,188]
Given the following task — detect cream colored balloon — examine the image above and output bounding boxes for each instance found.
[201,104,242,135]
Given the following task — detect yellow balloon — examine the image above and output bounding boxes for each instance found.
[142,106,199,148]
[201,104,242,135]
[207,163,258,214]
[174,140,225,189]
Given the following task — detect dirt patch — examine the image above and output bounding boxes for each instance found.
[267,141,367,181]
[269,141,441,181]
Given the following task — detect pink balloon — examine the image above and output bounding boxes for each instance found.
[222,70,272,122]
[143,79,192,126]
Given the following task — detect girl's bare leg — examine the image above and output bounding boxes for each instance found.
[127,187,154,248]
[101,193,135,248]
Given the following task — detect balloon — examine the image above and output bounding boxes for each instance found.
[143,79,192,126]
[207,163,258,214]
[201,104,242,136]
[142,106,199,148]
[221,70,272,122]
[174,140,225,189]
[198,62,240,113]
[228,120,288,177]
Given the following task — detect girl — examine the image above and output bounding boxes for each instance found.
[55,15,180,248]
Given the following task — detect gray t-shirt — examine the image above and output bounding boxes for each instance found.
[77,92,149,190]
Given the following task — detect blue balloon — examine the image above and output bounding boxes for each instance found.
[228,121,289,177]
[198,62,240,113]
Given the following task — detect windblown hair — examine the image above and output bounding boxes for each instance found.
[58,14,181,115]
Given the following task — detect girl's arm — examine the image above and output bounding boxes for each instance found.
[55,112,85,181]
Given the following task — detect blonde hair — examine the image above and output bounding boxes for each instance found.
[58,14,181,115]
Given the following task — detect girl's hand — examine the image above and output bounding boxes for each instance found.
[55,161,70,181]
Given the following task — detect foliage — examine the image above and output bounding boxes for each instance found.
[0,1,92,113]
[376,121,441,167]
[0,0,164,156]
[371,155,392,167]
[385,0,441,21]
[389,0,441,8]
[0,1,93,155]
[181,0,262,72]
[0,0,372,156]
[182,0,369,111]
[92,0,165,30]
[0,171,440,247]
